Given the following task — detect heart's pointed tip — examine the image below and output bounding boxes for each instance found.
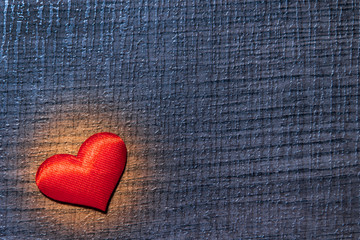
[90,201,109,212]
[98,206,108,213]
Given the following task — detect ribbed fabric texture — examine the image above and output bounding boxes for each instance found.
[35,132,127,212]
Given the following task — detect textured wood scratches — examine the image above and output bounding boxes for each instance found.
[0,0,359,239]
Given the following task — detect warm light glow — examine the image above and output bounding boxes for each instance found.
[26,103,155,231]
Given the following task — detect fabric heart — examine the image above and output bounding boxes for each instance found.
[35,132,127,212]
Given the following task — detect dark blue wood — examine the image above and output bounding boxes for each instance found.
[0,0,359,239]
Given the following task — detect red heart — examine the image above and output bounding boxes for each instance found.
[35,132,127,211]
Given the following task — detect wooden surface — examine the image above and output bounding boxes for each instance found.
[0,0,359,239]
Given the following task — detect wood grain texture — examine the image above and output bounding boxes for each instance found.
[0,0,359,239]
